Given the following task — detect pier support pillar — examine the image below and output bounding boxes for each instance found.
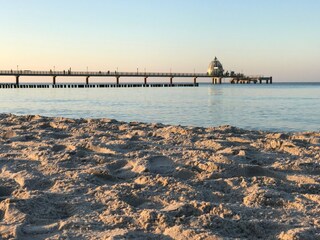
[15,76,20,85]
[116,76,120,85]
[170,77,173,85]
[212,77,221,84]
[86,76,89,85]
[193,77,197,84]
[259,79,262,84]
[270,77,273,84]
[53,76,56,85]
[144,77,148,85]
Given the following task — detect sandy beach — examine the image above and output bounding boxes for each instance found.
[0,114,319,239]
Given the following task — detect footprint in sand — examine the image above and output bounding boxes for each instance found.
[14,172,53,191]
[240,165,284,180]
[21,222,59,236]
[147,156,174,174]
[52,144,67,152]
[105,160,138,180]
[0,186,13,202]
[89,170,119,185]
[119,193,163,209]
[0,178,18,202]
[120,194,147,208]
[15,195,72,221]
[106,160,128,172]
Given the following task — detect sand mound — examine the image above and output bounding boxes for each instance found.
[0,114,319,239]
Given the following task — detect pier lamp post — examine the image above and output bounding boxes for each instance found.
[53,66,55,72]
[17,65,19,71]
[87,66,88,74]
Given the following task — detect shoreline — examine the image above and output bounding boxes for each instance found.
[0,114,319,239]
[1,113,319,134]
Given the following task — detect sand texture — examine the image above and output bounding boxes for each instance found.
[0,114,319,239]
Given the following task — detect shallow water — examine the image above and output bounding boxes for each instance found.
[0,82,319,132]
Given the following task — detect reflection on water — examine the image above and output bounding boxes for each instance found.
[0,83,319,132]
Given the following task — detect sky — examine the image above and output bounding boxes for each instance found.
[0,0,319,82]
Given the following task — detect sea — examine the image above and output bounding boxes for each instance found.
[1,82,319,132]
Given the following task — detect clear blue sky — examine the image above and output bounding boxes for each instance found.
[0,0,319,81]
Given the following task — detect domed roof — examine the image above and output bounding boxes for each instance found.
[208,57,224,76]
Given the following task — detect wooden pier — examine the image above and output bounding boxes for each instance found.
[0,70,272,88]
[0,83,198,89]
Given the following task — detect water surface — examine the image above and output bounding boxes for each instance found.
[1,83,319,132]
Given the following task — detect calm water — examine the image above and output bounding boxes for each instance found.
[0,83,319,132]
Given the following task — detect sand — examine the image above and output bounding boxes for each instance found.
[0,114,319,240]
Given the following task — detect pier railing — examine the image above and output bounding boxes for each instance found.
[0,70,209,77]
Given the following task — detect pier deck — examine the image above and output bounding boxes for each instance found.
[0,70,272,87]
[0,83,198,89]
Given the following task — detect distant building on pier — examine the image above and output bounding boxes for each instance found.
[207,57,224,76]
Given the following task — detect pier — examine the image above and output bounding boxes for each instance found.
[0,69,272,88]
[0,83,198,89]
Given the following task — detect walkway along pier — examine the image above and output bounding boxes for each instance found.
[0,69,272,89]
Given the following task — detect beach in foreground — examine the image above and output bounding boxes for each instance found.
[0,114,319,239]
